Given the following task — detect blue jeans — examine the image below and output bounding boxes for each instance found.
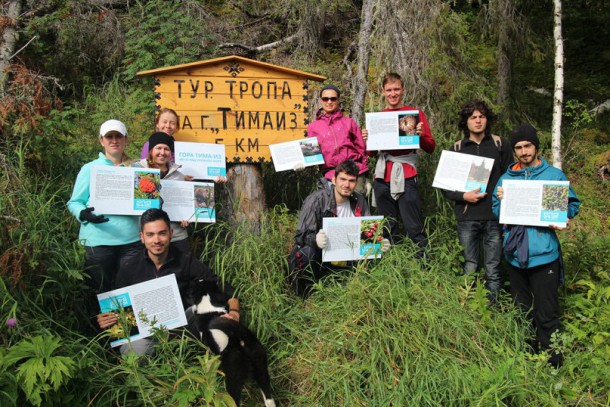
[456,220,502,293]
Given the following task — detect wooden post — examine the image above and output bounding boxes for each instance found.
[225,163,266,233]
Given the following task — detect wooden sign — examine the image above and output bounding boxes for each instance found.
[137,56,326,163]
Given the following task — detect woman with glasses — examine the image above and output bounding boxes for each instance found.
[306,84,369,193]
[67,120,142,324]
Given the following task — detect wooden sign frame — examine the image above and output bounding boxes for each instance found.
[137,56,326,163]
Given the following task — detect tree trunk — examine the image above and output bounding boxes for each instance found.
[496,0,512,120]
[0,0,22,95]
[224,164,266,234]
[351,0,374,126]
[551,0,564,170]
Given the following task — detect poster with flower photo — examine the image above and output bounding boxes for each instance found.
[322,216,384,262]
[499,180,570,227]
[97,274,187,348]
[90,166,161,215]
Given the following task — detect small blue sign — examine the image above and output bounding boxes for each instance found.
[134,198,160,211]
[304,154,324,164]
[465,180,487,193]
[99,293,131,313]
[360,243,381,256]
[195,207,216,222]
[207,167,227,177]
[540,210,567,223]
[398,135,420,147]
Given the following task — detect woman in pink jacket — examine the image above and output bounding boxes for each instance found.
[306,84,369,193]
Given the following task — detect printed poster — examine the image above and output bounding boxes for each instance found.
[90,166,161,215]
[432,150,495,193]
[269,137,325,172]
[97,274,187,348]
[174,142,226,180]
[365,111,420,151]
[160,180,216,223]
[499,180,570,227]
[322,216,384,262]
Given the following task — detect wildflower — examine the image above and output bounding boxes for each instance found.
[6,317,17,327]
[139,177,156,193]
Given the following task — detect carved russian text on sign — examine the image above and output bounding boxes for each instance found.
[137,56,325,163]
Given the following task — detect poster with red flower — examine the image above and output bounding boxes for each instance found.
[90,166,161,215]
[322,216,385,262]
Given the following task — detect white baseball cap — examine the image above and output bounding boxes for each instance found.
[99,119,128,137]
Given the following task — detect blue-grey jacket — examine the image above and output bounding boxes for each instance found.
[492,158,580,269]
[67,153,140,247]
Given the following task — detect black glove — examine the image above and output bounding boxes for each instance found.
[79,207,109,224]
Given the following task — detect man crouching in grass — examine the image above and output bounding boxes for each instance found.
[96,208,239,355]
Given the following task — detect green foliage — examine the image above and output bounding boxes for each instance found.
[3,335,75,406]
[1,1,609,404]
[21,1,125,95]
[564,99,595,131]
[121,0,215,79]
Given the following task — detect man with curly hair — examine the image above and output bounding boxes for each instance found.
[443,101,512,301]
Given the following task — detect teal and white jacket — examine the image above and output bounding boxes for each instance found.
[492,158,580,269]
[67,153,140,247]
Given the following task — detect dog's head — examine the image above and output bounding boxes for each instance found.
[191,278,228,315]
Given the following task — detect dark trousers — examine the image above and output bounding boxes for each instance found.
[84,241,142,322]
[288,244,352,299]
[509,259,560,351]
[457,220,502,294]
[373,179,427,250]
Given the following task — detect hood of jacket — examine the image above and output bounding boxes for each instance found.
[505,157,549,179]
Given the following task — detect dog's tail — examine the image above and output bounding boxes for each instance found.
[239,329,275,407]
[261,389,276,407]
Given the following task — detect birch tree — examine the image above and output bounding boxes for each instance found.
[551,0,564,169]
[0,0,22,95]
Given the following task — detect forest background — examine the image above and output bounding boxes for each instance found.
[1,0,609,405]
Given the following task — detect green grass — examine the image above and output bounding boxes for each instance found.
[1,139,609,406]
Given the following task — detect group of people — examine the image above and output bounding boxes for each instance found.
[67,72,580,366]
[290,73,580,366]
[67,108,234,355]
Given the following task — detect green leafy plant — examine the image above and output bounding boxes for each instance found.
[4,335,75,406]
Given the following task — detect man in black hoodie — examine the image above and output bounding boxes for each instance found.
[443,101,512,300]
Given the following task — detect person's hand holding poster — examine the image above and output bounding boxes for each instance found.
[433,150,494,193]
[97,274,187,348]
[365,111,420,151]
[90,166,161,215]
[322,216,384,262]
[174,142,226,180]
[269,137,325,172]
[499,180,570,227]
[160,180,216,223]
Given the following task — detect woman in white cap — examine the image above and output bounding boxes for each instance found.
[133,131,193,253]
[67,120,142,312]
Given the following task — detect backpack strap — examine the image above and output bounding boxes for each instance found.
[491,134,502,152]
[453,140,462,152]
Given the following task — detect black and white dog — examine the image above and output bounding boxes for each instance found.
[190,279,275,407]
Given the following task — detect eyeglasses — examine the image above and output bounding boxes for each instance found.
[321,97,338,102]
